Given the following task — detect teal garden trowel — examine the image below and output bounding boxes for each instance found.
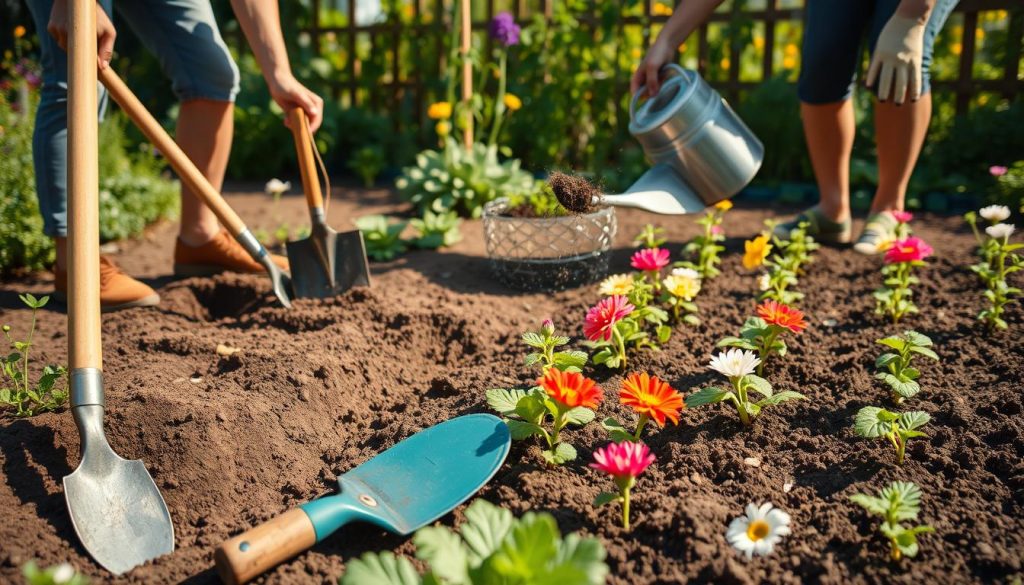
[214,414,511,584]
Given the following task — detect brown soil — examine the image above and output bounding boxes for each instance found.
[1,184,1021,585]
[549,171,600,214]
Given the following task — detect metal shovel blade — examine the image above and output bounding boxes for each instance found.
[286,225,370,299]
[602,163,708,215]
[64,404,174,575]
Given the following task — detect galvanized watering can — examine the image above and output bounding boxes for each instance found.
[606,64,764,214]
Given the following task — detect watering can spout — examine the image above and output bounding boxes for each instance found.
[604,163,705,215]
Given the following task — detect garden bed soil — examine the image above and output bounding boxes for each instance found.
[0,185,1021,584]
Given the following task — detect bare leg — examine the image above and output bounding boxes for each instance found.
[175,99,233,247]
[871,94,932,214]
[800,99,856,223]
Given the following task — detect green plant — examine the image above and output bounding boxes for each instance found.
[21,561,88,585]
[633,224,666,249]
[354,215,408,261]
[584,283,672,370]
[396,138,537,218]
[854,407,930,464]
[874,331,938,404]
[1,294,68,417]
[520,319,588,373]
[685,348,804,426]
[411,210,463,249]
[850,481,934,561]
[505,183,566,217]
[340,499,608,585]
[759,221,819,305]
[874,237,933,324]
[717,300,807,377]
[348,146,386,187]
[964,210,1021,331]
[676,202,730,279]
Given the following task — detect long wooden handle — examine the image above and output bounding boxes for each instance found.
[214,508,317,585]
[286,109,324,210]
[68,0,101,370]
[98,67,247,236]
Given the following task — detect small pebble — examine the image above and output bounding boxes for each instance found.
[783,481,794,493]
[822,318,838,327]
[689,472,703,484]
[216,343,241,357]
[189,374,203,384]
[743,456,761,467]
[215,412,226,422]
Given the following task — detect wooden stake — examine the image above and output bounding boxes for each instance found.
[460,0,472,150]
[68,0,101,370]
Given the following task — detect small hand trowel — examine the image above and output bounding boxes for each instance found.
[214,414,511,584]
[285,109,371,298]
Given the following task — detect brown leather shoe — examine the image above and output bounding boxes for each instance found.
[54,256,160,312]
[173,229,289,276]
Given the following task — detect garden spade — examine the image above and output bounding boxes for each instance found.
[64,0,173,574]
[285,108,370,298]
[214,414,510,585]
[97,66,293,308]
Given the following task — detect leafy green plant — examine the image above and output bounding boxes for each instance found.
[874,237,933,324]
[354,215,408,261]
[340,499,608,585]
[850,481,934,561]
[411,210,463,249]
[2,294,68,417]
[874,331,938,404]
[348,146,386,187]
[633,224,666,249]
[964,210,1021,331]
[584,281,671,370]
[759,221,819,305]
[505,183,566,218]
[21,561,88,585]
[854,407,930,464]
[520,319,588,373]
[676,202,730,279]
[685,348,804,426]
[717,300,807,377]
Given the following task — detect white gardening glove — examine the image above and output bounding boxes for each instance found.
[866,15,926,105]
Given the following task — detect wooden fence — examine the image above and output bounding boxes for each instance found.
[301,0,1022,122]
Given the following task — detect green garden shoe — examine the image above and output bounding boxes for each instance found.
[853,211,899,255]
[772,206,852,244]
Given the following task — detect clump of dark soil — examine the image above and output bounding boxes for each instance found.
[549,171,601,214]
[0,199,1021,585]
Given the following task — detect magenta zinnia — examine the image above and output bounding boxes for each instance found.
[584,295,634,342]
[590,441,655,530]
[884,236,933,264]
[630,248,670,273]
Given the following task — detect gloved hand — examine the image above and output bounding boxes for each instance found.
[866,15,926,104]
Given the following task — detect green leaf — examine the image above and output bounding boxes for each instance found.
[743,375,773,398]
[341,551,422,585]
[554,533,610,585]
[522,331,547,349]
[850,493,889,516]
[564,407,595,426]
[685,387,734,407]
[908,346,939,361]
[897,411,930,431]
[717,336,758,350]
[542,442,577,465]
[413,526,469,584]
[902,330,933,347]
[875,352,901,369]
[600,417,635,443]
[552,351,588,371]
[656,325,672,344]
[880,373,920,399]
[682,314,701,326]
[515,393,549,423]
[592,491,621,508]
[881,481,923,521]
[486,388,529,416]
[505,420,545,441]
[488,512,560,577]
[854,406,898,438]
[460,499,515,565]
[524,353,544,368]
[877,336,908,352]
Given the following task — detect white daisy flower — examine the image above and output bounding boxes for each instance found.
[726,502,791,560]
[264,178,291,197]
[671,267,701,280]
[985,223,1015,241]
[757,273,770,291]
[979,205,1011,223]
[51,564,76,584]
[708,348,760,378]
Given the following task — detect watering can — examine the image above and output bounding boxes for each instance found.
[604,64,764,214]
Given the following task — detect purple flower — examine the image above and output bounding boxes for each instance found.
[24,71,41,88]
[490,12,520,47]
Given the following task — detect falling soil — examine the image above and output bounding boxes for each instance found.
[1,187,1022,584]
[549,171,601,214]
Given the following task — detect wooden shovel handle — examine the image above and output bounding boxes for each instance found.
[214,508,317,585]
[287,109,324,210]
[68,0,101,370]
[98,67,247,237]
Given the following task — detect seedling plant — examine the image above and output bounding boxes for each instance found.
[717,300,807,377]
[850,481,934,561]
[661,268,701,326]
[874,236,933,323]
[967,219,1020,331]
[874,331,938,404]
[591,441,655,530]
[1,294,68,417]
[854,406,930,464]
[758,221,819,305]
[355,215,409,261]
[685,349,804,426]
[677,200,730,279]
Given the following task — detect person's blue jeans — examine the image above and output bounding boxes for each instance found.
[797,0,959,104]
[25,0,240,237]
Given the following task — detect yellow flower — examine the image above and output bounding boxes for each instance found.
[753,37,765,50]
[663,274,701,301]
[976,27,985,41]
[720,58,730,70]
[503,93,522,111]
[435,120,450,136]
[678,43,687,53]
[428,101,452,120]
[978,94,990,106]
[784,43,798,57]
[742,234,772,269]
[13,26,26,39]
[631,47,643,60]
[951,42,962,55]
[715,199,733,211]
[652,3,673,16]
[599,274,634,296]
[783,56,797,70]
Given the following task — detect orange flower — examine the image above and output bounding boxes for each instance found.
[539,369,602,409]
[756,300,807,334]
[620,372,684,427]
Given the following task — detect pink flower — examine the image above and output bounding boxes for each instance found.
[711,225,725,236]
[990,165,1008,177]
[884,236,934,264]
[584,295,635,341]
[630,248,670,272]
[541,318,554,336]
[891,210,913,224]
[590,441,655,479]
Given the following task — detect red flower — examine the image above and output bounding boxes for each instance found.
[539,368,603,409]
[584,295,635,341]
[756,300,807,334]
[884,236,934,264]
[620,372,684,427]
[891,210,913,224]
[630,248,670,272]
[590,441,655,479]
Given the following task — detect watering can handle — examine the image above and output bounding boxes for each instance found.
[629,63,687,122]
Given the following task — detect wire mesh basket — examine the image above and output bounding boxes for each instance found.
[483,198,617,292]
